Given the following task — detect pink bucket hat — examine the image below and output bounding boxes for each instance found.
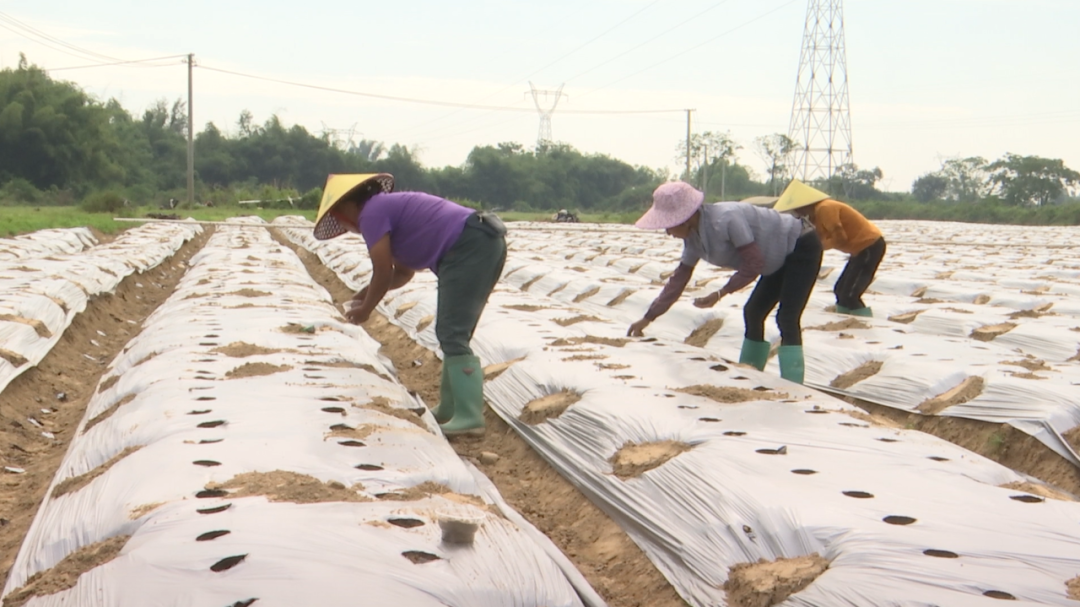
[635,182,704,229]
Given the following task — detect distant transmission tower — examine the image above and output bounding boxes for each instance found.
[788,0,853,183]
[527,82,566,148]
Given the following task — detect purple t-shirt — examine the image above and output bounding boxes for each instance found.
[359,192,473,272]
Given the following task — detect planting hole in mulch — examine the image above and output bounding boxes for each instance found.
[388,518,425,529]
[402,551,440,564]
[210,554,247,572]
[842,491,874,499]
[518,390,582,425]
[723,554,829,607]
[197,504,232,514]
[196,530,231,542]
[609,440,693,479]
[924,549,959,558]
[883,515,917,525]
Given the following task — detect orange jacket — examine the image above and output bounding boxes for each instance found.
[810,199,883,255]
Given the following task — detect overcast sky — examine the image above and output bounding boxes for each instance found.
[1,0,1077,192]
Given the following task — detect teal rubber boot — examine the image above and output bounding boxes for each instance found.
[738,339,771,371]
[439,355,486,436]
[430,362,454,424]
[849,307,873,317]
[834,304,850,315]
[778,345,805,384]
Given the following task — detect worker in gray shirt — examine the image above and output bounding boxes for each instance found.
[628,181,822,383]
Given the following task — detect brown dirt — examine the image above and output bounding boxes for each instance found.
[279,235,688,607]
[609,441,693,479]
[0,349,28,367]
[888,311,923,324]
[973,294,992,305]
[830,361,883,389]
[225,288,271,298]
[551,336,629,348]
[916,376,985,415]
[211,471,369,504]
[52,446,141,498]
[1068,576,1080,601]
[554,315,606,327]
[0,228,209,589]
[573,286,601,303]
[0,316,51,339]
[210,342,282,357]
[519,391,583,425]
[504,304,549,312]
[2,534,130,607]
[807,318,870,332]
[607,290,634,307]
[970,323,1017,342]
[224,362,292,379]
[416,315,434,333]
[356,398,428,431]
[724,554,828,607]
[846,398,1080,497]
[1001,358,1053,372]
[999,481,1076,502]
[684,318,724,347]
[677,385,790,404]
[83,394,137,434]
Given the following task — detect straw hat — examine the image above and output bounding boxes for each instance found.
[635,182,704,229]
[773,180,830,213]
[313,173,395,240]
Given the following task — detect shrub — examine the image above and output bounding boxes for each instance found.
[81,191,126,213]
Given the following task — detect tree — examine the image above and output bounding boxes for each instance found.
[818,164,882,200]
[988,154,1080,206]
[939,156,991,202]
[912,173,948,202]
[753,134,797,195]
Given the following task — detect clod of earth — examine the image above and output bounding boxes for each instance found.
[2,535,131,607]
[685,318,724,348]
[970,323,1017,342]
[723,554,829,607]
[609,440,693,479]
[676,385,790,404]
[917,376,985,414]
[225,362,292,379]
[519,391,582,425]
[830,361,884,389]
[211,471,369,504]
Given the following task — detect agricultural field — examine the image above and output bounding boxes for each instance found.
[2,217,1080,606]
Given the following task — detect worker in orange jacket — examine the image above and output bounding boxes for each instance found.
[774,180,885,317]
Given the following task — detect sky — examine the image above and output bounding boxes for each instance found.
[1,0,1078,193]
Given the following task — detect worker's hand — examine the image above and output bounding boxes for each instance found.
[345,304,372,325]
[627,318,651,337]
[353,286,369,305]
[693,291,722,308]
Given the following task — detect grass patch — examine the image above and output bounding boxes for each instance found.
[0,205,318,237]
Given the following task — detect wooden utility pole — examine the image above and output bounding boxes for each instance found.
[186,53,195,206]
[684,109,694,181]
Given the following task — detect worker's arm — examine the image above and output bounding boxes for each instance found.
[628,262,695,336]
[346,235,393,324]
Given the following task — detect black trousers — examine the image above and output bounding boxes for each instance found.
[743,231,823,346]
[434,213,507,357]
[834,237,886,310]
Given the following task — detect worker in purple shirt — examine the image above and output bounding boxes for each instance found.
[313,173,506,435]
[627,181,822,383]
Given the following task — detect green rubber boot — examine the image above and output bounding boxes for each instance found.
[778,345,805,384]
[738,339,771,371]
[430,362,454,424]
[849,307,873,317]
[834,304,850,314]
[439,355,486,437]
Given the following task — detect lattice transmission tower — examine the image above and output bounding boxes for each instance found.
[527,82,566,148]
[788,0,853,183]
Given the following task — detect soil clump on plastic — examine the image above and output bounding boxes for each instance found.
[0,228,209,590]
[846,397,1080,498]
[807,318,869,332]
[684,318,724,347]
[970,322,1016,342]
[2,534,130,607]
[212,470,369,504]
[281,237,687,607]
[916,376,984,415]
[723,554,828,607]
[211,342,282,357]
[830,361,883,389]
[519,391,582,425]
[1068,576,1080,601]
[52,446,141,498]
[678,385,789,404]
[610,441,693,479]
[225,362,292,379]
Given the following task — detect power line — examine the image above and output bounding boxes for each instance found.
[46,54,189,72]
[0,11,127,64]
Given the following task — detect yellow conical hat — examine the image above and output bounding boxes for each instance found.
[773,179,830,213]
[313,173,394,240]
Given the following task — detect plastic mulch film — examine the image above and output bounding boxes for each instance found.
[0,228,97,262]
[2,221,587,607]
[0,222,201,396]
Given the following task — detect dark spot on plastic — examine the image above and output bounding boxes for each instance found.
[339,440,366,447]
[193,460,221,467]
[983,590,1016,600]
[883,515,916,525]
[791,469,817,475]
[204,334,220,338]
[677,405,699,410]
[197,503,231,514]
[355,464,383,471]
[210,554,247,572]
[320,396,342,402]
[196,489,228,499]
[724,431,746,436]
[388,518,425,529]
[843,490,874,499]
[804,409,829,414]
[304,374,326,379]
[188,409,212,415]
[839,422,867,428]
[229,600,258,607]
[197,358,216,362]
[199,342,219,347]
[196,529,231,541]
[198,420,226,428]
[321,407,345,413]
[752,386,771,392]
[690,357,706,361]
[699,417,721,422]
[876,438,899,443]
[199,439,223,444]
[640,337,658,342]
[329,424,352,431]
[663,394,675,398]
[923,549,959,558]
[710,364,729,371]
[928,456,949,462]
[302,367,321,371]
[402,550,440,564]
[1009,494,1043,503]
[196,396,216,401]
[756,447,787,455]
[732,376,748,380]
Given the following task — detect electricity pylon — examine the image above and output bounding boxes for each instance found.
[527,82,566,148]
[788,0,853,183]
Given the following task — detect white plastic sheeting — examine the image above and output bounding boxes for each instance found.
[0,227,97,261]
[499,221,1080,467]
[286,217,1080,605]
[0,222,201,396]
[3,220,590,607]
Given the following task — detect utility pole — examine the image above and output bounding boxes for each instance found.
[186,53,195,206]
[702,144,709,196]
[684,109,694,181]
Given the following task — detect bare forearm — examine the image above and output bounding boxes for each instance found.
[644,263,694,321]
